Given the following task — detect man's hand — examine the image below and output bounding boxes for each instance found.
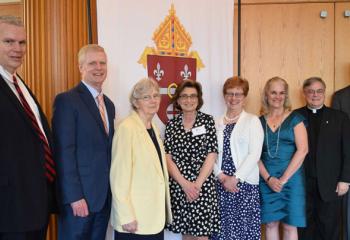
[70,199,89,217]
[336,182,349,196]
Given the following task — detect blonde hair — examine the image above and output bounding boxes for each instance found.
[261,76,291,115]
[78,44,105,65]
[0,15,23,27]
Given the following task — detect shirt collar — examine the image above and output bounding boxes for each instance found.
[82,80,102,99]
[0,65,17,83]
[307,105,324,114]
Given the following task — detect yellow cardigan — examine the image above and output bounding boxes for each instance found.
[110,111,172,234]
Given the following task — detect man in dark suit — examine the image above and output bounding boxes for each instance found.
[296,77,350,240]
[332,85,350,240]
[0,15,57,239]
[52,44,115,240]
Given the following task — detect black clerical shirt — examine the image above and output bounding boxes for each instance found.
[306,106,324,177]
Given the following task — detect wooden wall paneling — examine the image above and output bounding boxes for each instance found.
[0,2,22,16]
[236,3,334,115]
[23,0,90,119]
[22,1,93,239]
[335,2,350,90]
[89,0,98,43]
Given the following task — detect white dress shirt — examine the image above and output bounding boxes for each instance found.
[0,65,48,140]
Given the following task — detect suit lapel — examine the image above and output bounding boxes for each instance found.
[76,82,108,137]
[132,112,164,178]
[0,75,47,142]
[104,96,114,139]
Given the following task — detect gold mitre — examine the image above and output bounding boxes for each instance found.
[138,4,204,70]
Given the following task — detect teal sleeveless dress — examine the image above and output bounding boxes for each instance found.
[259,111,306,227]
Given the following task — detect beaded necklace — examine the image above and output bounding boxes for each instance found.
[265,116,282,158]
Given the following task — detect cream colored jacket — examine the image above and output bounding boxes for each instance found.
[110,111,172,234]
[213,110,264,185]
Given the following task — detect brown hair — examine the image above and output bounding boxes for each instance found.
[171,80,203,111]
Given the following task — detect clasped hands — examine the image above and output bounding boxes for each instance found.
[267,177,287,193]
[218,173,239,193]
[181,180,202,202]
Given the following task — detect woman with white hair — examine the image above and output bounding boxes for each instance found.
[110,78,172,240]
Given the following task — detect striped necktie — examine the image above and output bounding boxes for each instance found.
[12,75,56,182]
[97,93,109,135]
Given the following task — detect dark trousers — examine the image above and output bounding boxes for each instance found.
[344,192,349,240]
[0,227,47,240]
[114,230,164,240]
[58,197,110,240]
[299,177,342,240]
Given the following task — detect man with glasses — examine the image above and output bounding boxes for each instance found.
[332,84,350,240]
[296,77,350,240]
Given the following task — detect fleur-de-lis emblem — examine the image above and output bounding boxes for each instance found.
[153,62,164,81]
[180,64,191,80]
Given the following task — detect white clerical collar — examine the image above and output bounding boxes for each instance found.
[307,105,323,114]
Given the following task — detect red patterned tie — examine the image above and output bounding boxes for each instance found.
[12,76,56,182]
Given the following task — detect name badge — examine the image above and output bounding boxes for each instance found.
[192,125,206,136]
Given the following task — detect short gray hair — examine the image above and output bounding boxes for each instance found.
[302,77,326,90]
[0,15,23,27]
[78,44,105,65]
[129,78,160,110]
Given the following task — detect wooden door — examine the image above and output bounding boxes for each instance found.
[235,3,334,114]
[335,2,350,91]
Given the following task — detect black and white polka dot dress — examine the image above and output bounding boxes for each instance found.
[164,111,220,237]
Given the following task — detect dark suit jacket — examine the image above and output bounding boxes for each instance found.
[296,106,350,202]
[0,74,57,232]
[332,85,350,118]
[52,82,115,212]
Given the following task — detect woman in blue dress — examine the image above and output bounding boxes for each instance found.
[211,77,264,240]
[259,77,308,240]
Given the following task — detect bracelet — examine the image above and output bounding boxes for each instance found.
[267,175,272,182]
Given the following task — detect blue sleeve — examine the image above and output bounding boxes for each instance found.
[290,111,307,128]
[52,94,84,205]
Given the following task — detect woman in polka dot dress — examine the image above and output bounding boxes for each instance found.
[211,77,264,240]
[164,80,220,240]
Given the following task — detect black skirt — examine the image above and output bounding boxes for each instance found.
[114,230,164,240]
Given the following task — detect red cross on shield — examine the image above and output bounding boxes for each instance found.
[147,55,197,124]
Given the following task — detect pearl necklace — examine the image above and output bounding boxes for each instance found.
[265,116,282,158]
[224,112,241,122]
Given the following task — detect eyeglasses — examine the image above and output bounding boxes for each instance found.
[305,89,325,96]
[138,93,161,101]
[179,94,198,100]
[225,92,244,98]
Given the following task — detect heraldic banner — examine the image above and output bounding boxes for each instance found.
[97,0,233,129]
[97,1,233,238]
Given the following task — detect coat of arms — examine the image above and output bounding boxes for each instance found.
[138,4,204,124]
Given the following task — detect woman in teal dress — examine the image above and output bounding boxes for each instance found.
[258,77,308,240]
